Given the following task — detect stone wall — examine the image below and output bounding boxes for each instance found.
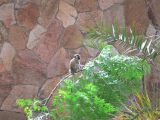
[0,0,159,119]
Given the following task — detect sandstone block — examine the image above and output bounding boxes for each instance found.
[16,2,39,29]
[1,85,39,112]
[63,25,83,49]
[33,19,63,63]
[75,0,97,12]
[0,3,15,27]
[47,48,69,78]
[57,0,77,28]
[0,42,15,71]
[27,24,47,50]
[9,25,27,50]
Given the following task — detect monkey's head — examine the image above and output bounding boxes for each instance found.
[74,54,80,61]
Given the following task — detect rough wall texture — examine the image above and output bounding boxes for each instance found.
[0,0,159,119]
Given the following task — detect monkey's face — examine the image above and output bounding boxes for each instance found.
[74,54,80,60]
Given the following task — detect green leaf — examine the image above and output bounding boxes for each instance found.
[41,106,48,112]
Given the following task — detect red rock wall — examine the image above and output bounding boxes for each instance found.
[0,0,159,119]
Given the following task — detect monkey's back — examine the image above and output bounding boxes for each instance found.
[69,58,78,74]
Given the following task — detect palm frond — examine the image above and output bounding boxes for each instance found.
[84,21,160,60]
[123,92,160,120]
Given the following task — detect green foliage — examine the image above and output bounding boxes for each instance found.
[51,81,117,120]
[16,99,32,108]
[51,45,150,120]
[83,46,150,105]
[84,21,160,60]
[16,98,48,119]
[123,92,160,120]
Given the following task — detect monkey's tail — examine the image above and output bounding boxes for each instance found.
[42,73,72,105]
[41,65,85,105]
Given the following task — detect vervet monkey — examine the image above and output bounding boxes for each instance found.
[69,54,83,75]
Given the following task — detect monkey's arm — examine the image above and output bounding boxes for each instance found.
[76,64,84,72]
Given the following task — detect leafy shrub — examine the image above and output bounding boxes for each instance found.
[82,45,150,105]
[16,99,48,119]
[51,81,117,120]
[51,45,150,120]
